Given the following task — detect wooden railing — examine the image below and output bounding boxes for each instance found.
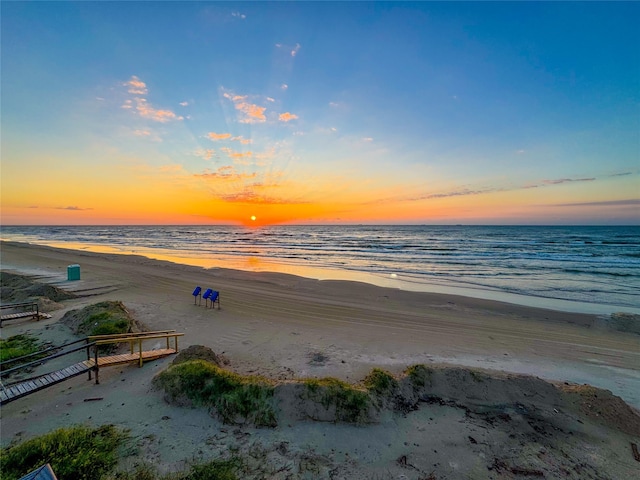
[1,337,96,381]
[0,301,40,327]
[88,330,184,370]
[0,330,184,402]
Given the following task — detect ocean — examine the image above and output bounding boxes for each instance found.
[1,225,639,315]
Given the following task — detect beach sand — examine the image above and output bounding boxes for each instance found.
[1,241,639,479]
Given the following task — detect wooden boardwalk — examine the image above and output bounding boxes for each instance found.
[1,348,178,405]
[1,331,183,405]
[1,360,95,405]
[0,300,52,327]
[95,348,177,367]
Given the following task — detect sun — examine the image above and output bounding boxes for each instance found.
[251,215,257,221]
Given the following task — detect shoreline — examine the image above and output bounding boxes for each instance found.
[1,239,636,316]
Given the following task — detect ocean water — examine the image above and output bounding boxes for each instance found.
[1,225,639,314]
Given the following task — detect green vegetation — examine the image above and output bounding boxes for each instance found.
[72,303,134,353]
[304,377,371,423]
[404,364,433,388]
[0,425,128,480]
[108,459,240,480]
[0,334,42,364]
[1,424,241,480]
[82,311,131,337]
[363,368,398,396]
[62,301,134,337]
[153,360,277,427]
[469,369,488,383]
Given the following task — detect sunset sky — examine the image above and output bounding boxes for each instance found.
[2,2,638,226]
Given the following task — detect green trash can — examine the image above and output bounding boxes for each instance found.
[67,264,81,281]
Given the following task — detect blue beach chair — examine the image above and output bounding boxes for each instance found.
[209,290,220,310]
[192,286,202,305]
[202,288,213,307]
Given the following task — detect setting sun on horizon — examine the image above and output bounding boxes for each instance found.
[1,3,638,226]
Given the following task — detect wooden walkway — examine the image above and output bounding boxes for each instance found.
[1,331,183,405]
[1,360,95,405]
[94,348,177,367]
[1,301,51,327]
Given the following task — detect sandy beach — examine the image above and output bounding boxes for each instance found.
[1,241,639,479]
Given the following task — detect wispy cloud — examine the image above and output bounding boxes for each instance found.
[221,147,253,159]
[281,84,288,91]
[194,149,216,160]
[133,129,151,137]
[223,92,266,123]
[218,190,307,205]
[552,199,640,207]
[195,165,256,181]
[275,42,301,57]
[231,11,246,20]
[179,101,189,107]
[124,75,148,95]
[121,75,183,123]
[542,177,596,185]
[231,136,252,145]
[55,206,93,211]
[135,98,182,122]
[418,187,502,201]
[237,102,266,123]
[208,132,232,141]
[610,171,633,177]
[392,174,604,206]
[278,112,298,122]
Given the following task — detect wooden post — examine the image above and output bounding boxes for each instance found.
[94,346,100,384]
[175,335,179,352]
[139,338,143,367]
[86,342,92,381]
[130,339,134,355]
[166,336,170,349]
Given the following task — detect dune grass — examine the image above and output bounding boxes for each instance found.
[363,368,398,396]
[107,459,240,480]
[0,334,42,364]
[1,423,240,480]
[83,311,131,337]
[404,364,433,388]
[303,377,371,423]
[153,360,457,426]
[153,360,277,427]
[0,425,128,480]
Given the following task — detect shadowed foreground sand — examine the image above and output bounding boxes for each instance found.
[1,241,639,479]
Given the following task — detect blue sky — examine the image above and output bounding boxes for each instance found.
[2,2,638,225]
